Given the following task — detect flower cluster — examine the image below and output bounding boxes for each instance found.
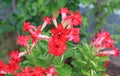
[91,30,119,68]
[0,7,82,75]
[0,50,57,76]
[0,50,26,75]
[16,67,57,76]
[49,8,82,56]
[17,8,82,56]
[0,7,119,76]
[91,30,114,49]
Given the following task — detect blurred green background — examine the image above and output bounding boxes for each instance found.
[0,0,120,62]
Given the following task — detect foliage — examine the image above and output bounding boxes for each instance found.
[20,40,107,76]
[79,0,120,31]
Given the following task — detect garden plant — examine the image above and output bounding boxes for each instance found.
[0,7,119,76]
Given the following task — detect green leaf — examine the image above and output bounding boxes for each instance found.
[71,71,79,76]
[56,64,72,76]
[79,0,96,5]
[57,0,66,8]
[38,40,48,52]
[64,42,77,59]
[5,74,13,76]
[90,60,97,68]
[35,58,49,68]
[20,60,34,68]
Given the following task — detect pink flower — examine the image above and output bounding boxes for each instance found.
[68,28,80,43]
[45,67,58,76]
[30,29,41,46]
[43,16,51,25]
[91,30,114,49]
[52,13,57,27]
[17,35,30,47]
[103,37,114,49]
[18,51,27,58]
[59,8,71,20]
[30,28,49,47]
[99,48,119,58]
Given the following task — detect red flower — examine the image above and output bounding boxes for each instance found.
[8,50,21,74]
[16,66,45,76]
[0,61,7,73]
[7,61,20,74]
[48,37,67,56]
[23,22,36,32]
[16,73,24,76]
[20,66,32,75]
[0,50,24,75]
[0,74,4,76]
[9,50,21,62]
[70,10,82,26]
[51,24,70,42]
[97,53,106,57]
[33,66,44,76]
[17,35,30,47]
